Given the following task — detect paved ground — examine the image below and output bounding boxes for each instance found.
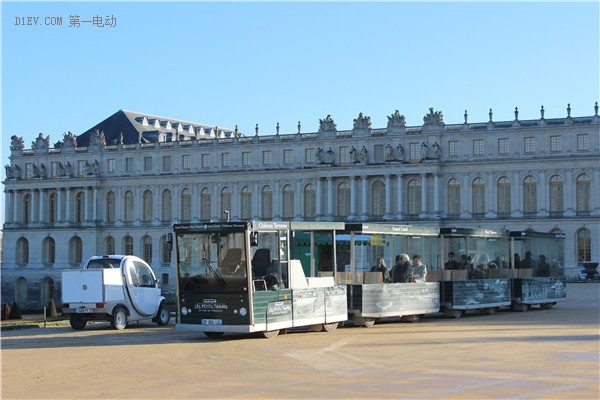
[1,283,598,399]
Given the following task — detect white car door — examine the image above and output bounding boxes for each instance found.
[124,258,160,316]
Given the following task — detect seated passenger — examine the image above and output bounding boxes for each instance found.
[445,252,461,270]
[392,253,412,283]
[411,255,427,283]
[371,257,391,283]
[536,255,550,277]
[471,264,485,280]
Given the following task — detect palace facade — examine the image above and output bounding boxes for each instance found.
[2,105,599,308]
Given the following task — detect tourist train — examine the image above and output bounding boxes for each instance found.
[172,220,566,338]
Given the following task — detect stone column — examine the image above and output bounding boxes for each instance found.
[538,171,547,216]
[57,188,64,222]
[397,175,403,217]
[33,189,40,223]
[385,175,392,217]
[361,176,368,218]
[350,176,357,218]
[421,174,427,216]
[93,187,98,221]
[433,173,439,216]
[65,187,72,223]
[316,178,322,217]
[327,177,333,217]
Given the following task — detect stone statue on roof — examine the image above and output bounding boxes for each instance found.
[10,135,24,152]
[32,133,50,151]
[423,108,443,126]
[387,110,406,129]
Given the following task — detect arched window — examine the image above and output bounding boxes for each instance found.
[523,176,537,215]
[576,174,591,214]
[15,277,28,308]
[337,182,350,217]
[577,228,591,262]
[161,189,172,222]
[261,186,273,219]
[43,237,56,264]
[407,179,422,216]
[75,191,85,222]
[124,190,134,222]
[181,188,192,221]
[69,236,83,264]
[447,178,460,217]
[142,236,152,263]
[16,237,29,264]
[106,191,116,223]
[304,183,316,218]
[105,236,115,255]
[48,192,58,223]
[549,175,563,215]
[241,186,252,219]
[497,176,511,217]
[371,180,385,217]
[221,187,231,217]
[161,235,172,264]
[142,190,153,222]
[23,193,31,224]
[472,177,485,216]
[201,187,211,220]
[123,235,134,256]
[282,185,294,219]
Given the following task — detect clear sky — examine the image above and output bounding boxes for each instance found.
[1,1,599,225]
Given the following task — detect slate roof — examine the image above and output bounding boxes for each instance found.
[76,109,236,146]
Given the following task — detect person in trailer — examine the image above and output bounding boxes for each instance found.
[411,255,427,282]
[536,255,550,277]
[392,253,413,283]
[371,257,391,283]
[445,252,461,270]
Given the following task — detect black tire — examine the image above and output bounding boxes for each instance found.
[111,306,128,330]
[69,314,87,330]
[401,314,421,323]
[156,302,170,326]
[204,331,225,338]
[353,316,376,328]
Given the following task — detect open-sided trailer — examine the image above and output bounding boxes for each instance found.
[339,223,440,327]
[173,221,347,338]
[439,228,512,318]
[509,231,567,311]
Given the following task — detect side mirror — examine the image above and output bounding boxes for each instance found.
[250,232,259,246]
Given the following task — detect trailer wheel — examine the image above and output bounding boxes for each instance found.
[541,302,556,309]
[482,307,498,315]
[111,306,128,330]
[401,314,421,323]
[511,302,530,312]
[204,331,224,338]
[322,322,339,332]
[445,308,464,319]
[261,329,280,339]
[156,302,170,326]
[353,316,376,328]
[69,314,87,330]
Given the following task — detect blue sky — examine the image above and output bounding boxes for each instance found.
[1,1,599,224]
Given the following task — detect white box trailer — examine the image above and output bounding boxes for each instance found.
[61,255,170,330]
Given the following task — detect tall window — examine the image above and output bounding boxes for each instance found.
[498,138,509,154]
[524,137,535,153]
[181,188,192,221]
[124,190,134,222]
[123,235,134,256]
[162,155,171,171]
[201,188,211,220]
[125,158,134,172]
[16,237,29,264]
[261,186,273,219]
[221,187,231,217]
[221,153,231,167]
[577,228,591,261]
[305,148,315,163]
[142,236,152,263]
[144,156,152,171]
[550,136,562,152]
[242,152,251,167]
[373,145,384,162]
[447,178,461,216]
[107,159,115,173]
[283,150,293,165]
[241,186,252,219]
[407,179,422,215]
[69,236,83,264]
[337,182,350,217]
[161,189,172,222]
[161,235,172,264]
[182,155,190,169]
[448,140,459,157]
[49,192,58,223]
[473,139,484,155]
[576,174,591,214]
[304,183,316,218]
[262,151,272,165]
[105,236,115,255]
[549,175,563,215]
[472,177,485,216]
[339,146,350,165]
[577,134,589,151]
[409,143,420,163]
[142,190,153,222]
[201,154,210,169]
[43,237,56,264]
[497,177,511,217]
[371,180,385,217]
[523,176,537,215]
[106,191,116,223]
[282,184,294,219]
[23,193,31,224]
[75,191,85,222]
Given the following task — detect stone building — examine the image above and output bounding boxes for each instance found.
[2,104,599,309]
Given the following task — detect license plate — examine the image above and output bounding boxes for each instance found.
[201,319,222,325]
[74,308,92,313]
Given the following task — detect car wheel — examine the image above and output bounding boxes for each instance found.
[111,306,128,330]
[156,302,170,326]
[69,314,87,330]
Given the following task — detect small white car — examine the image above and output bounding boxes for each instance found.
[61,255,170,330]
